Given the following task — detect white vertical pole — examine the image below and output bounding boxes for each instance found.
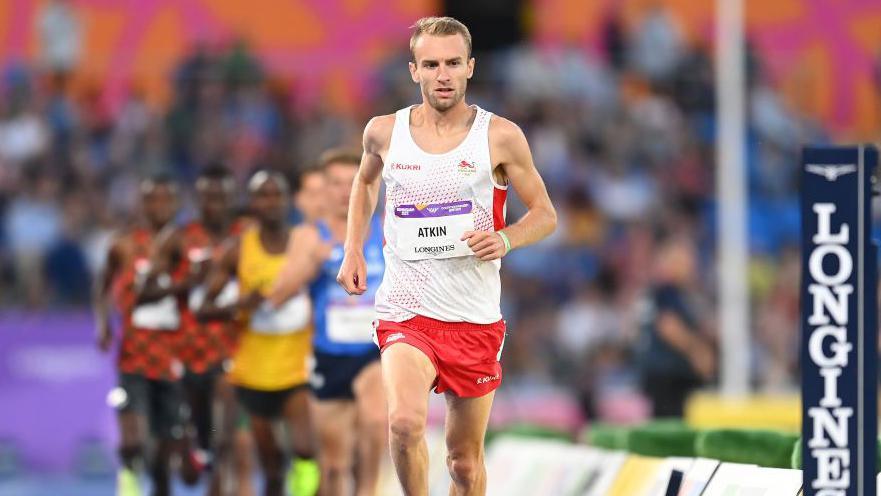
[715,0,749,396]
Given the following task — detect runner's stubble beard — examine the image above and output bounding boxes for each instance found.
[424,80,467,112]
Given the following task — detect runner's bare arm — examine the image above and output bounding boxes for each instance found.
[267,224,324,306]
[463,117,557,261]
[196,237,244,321]
[136,227,188,304]
[93,235,124,352]
[338,115,392,295]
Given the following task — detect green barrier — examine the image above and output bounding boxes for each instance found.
[791,437,881,473]
[485,424,572,445]
[584,423,630,451]
[584,419,697,457]
[695,429,799,469]
[640,418,689,430]
[626,421,699,458]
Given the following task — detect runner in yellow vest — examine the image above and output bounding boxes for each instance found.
[199,170,318,496]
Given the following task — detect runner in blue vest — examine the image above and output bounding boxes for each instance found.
[269,149,387,496]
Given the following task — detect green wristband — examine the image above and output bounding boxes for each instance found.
[497,230,512,254]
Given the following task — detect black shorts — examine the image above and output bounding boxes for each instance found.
[117,373,186,439]
[235,384,308,419]
[310,349,380,401]
[181,363,225,395]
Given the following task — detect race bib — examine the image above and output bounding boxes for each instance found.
[188,281,239,312]
[131,271,180,330]
[250,293,310,335]
[394,200,475,261]
[327,305,376,343]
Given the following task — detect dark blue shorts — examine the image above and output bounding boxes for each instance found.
[310,349,380,401]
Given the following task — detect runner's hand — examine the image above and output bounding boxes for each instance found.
[188,257,211,286]
[337,249,368,295]
[462,231,507,261]
[96,321,113,352]
[238,291,264,312]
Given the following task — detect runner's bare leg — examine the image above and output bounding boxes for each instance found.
[444,391,495,496]
[382,344,436,496]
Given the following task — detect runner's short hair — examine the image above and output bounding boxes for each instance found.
[196,164,235,192]
[291,165,323,193]
[247,169,289,195]
[318,148,361,170]
[140,172,178,194]
[409,16,472,61]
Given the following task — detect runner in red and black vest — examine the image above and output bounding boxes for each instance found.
[94,173,200,496]
[136,165,247,494]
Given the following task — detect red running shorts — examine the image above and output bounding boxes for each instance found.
[374,315,507,398]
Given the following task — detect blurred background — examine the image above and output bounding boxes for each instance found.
[0,0,880,493]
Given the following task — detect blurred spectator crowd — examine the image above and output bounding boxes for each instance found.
[0,5,844,421]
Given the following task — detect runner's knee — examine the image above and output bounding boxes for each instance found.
[322,456,353,482]
[446,450,481,488]
[388,410,425,445]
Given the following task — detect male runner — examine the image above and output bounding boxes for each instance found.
[269,149,387,496]
[199,171,319,496]
[94,175,199,496]
[337,17,557,496]
[136,166,245,494]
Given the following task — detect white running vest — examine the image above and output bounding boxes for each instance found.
[375,105,508,324]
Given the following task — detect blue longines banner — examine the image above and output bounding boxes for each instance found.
[801,145,878,496]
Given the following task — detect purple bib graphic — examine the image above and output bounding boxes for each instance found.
[394,200,473,218]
